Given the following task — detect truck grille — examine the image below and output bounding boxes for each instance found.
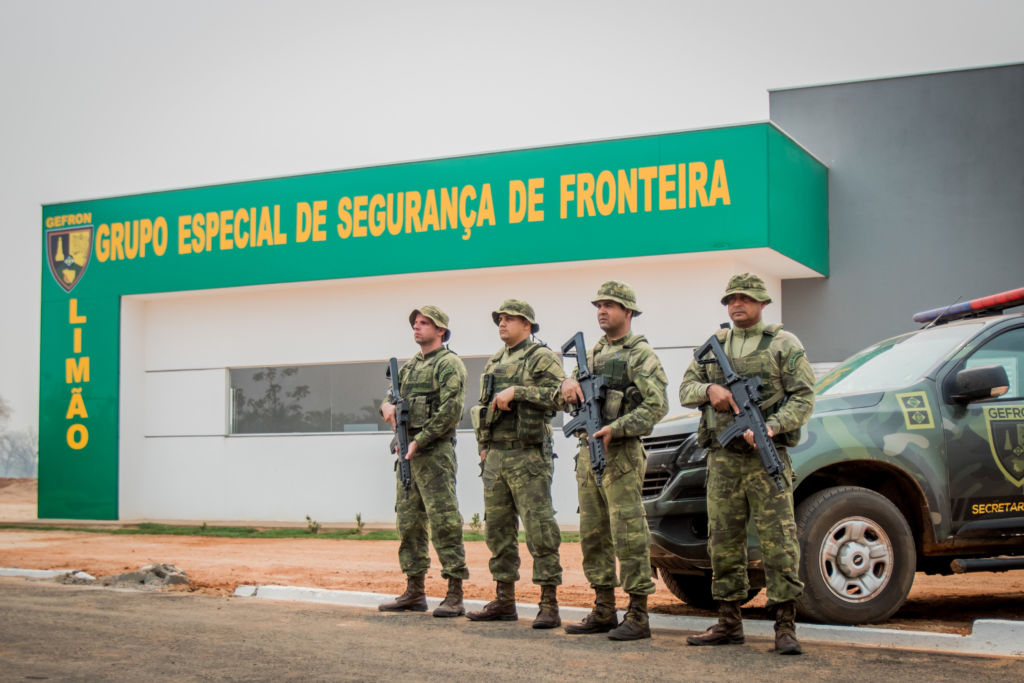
[643,471,672,498]
[642,433,689,457]
[642,433,690,499]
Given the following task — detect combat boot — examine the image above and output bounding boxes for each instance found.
[378,575,428,612]
[432,577,465,618]
[772,601,803,655]
[466,581,518,621]
[532,585,561,629]
[565,586,619,634]
[686,600,744,645]
[607,593,651,641]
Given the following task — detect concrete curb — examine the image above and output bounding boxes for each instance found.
[3,568,1019,657]
[234,584,1024,658]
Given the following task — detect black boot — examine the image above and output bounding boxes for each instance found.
[564,586,619,634]
[466,581,517,621]
[607,593,651,641]
[532,585,561,629]
[378,575,428,612]
[772,601,803,655]
[686,600,744,645]
[433,577,465,618]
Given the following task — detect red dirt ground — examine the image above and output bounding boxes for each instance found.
[2,478,1022,634]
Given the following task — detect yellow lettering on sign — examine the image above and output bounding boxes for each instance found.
[689,161,709,207]
[526,178,544,222]
[66,424,88,450]
[709,159,731,205]
[559,174,575,220]
[66,387,88,419]
[595,171,615,217]
[638,166,657,211]
[65,357,90,384]
[405,191,423,234]
[69,299,87,324]
[337,197,352,238]
[509,180,528,224]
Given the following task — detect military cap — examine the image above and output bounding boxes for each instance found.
[721,273,772,305]
[491,299,540,333]
[591,280,642,316]
[409,305,451,342]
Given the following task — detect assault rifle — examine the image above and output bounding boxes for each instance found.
[386,357,412,498]
[695,331,787,493]
[561,332,609,486]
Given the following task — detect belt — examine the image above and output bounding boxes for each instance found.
[488,439,538,450]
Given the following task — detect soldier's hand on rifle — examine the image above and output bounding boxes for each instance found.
[743,426,773,450]
[381,402,397,429]
[593,425,613,452]
[479,450,487,461]
[708,384,740,414]
[560,378,585,405]
[491,387,516,411]
[405,439,418,461]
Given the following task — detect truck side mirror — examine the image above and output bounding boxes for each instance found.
[949,364,1010,403]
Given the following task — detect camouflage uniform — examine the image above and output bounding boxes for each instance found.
[473,302,564,587]
[574,329,668,596]
[390,308,469,582]
[679,276,815,607]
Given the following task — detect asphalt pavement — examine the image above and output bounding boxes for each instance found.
[1,577,1022,681]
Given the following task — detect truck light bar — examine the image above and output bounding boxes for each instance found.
[913,287,1024,324]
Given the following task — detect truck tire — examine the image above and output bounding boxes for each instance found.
[661,572,759,611]
[795,485,915,624]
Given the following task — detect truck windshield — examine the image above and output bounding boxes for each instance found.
[817,322,984,396]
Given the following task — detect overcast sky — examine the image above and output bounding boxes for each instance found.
[2,0,1023,432]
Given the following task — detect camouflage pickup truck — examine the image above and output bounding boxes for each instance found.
[642,288,1024,624]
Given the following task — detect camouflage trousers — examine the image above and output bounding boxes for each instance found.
[706,445,803,605]
[480,445,562,585]
[395,441,469,580]
[576,438,655,595]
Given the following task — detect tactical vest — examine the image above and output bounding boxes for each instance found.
[483,341,552,445]
[589,335,646,423]
[400,348,450,434]
[697,324,800,449]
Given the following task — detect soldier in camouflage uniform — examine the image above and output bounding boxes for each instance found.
[467,300,565,629]
[680,274,815,655]
[378,305,470,618]
[560,281,669,641]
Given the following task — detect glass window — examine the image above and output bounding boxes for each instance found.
[230,355,492,434]
[818,323,983,397]
[963,326,1024,400]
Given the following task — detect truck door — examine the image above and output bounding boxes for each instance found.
[941,324,1024,537]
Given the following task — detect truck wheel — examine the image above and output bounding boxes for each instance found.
[795,486,915,624]
[661,572,759,611]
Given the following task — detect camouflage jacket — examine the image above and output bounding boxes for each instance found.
[679,322,815,441]
[390,347,467,451]
[562,331,669,440]
[474,339,564,450]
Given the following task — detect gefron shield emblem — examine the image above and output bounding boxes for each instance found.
[984,404,1024,487]
[46,226,93,293]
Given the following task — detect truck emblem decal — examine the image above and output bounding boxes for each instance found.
[984,405,1024,487]
[895,391,934,430]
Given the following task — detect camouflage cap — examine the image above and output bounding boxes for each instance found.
[491,299,540,333]
[591,280,642,316]
[721,273,772,305]
[409,305,451,342]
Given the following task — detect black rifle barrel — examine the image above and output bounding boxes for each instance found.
[561,332,609,487]
[695,333,786,493]
[387,357,413,498]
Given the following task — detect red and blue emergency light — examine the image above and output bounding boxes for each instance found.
[913,287,1024,324]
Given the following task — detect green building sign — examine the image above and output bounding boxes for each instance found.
[39,123,827,519]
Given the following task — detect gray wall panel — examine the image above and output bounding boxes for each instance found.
[771,64,1024,362]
